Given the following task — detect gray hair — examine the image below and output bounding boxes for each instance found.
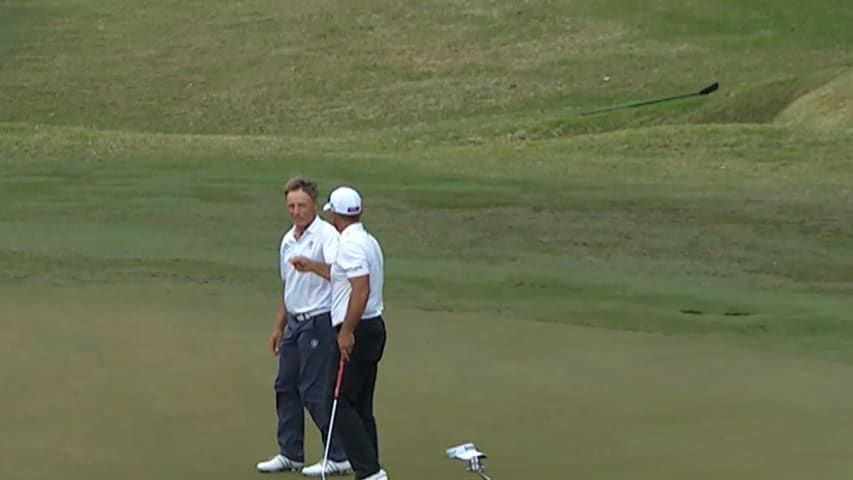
[282,176,319,201]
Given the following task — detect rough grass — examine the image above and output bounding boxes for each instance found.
[1,0,852,136]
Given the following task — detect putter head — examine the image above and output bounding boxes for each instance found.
[446,443,488,473]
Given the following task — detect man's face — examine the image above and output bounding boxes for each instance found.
[286,188,315,228]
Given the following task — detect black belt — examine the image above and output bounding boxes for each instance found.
[292,309,330,322]
[334,315,382,329]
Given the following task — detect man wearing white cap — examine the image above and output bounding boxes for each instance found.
[290,185,389,480]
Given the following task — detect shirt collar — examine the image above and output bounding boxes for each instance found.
[288,215,320,241]
[304,215,321,235]
[340,222,364,237]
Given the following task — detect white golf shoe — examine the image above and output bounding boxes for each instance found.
[300,459,353,476]
[256,454,305,473]
[362,469,389,480]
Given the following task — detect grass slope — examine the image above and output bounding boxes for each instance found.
[1,0,852,136]
[777,69,853,128]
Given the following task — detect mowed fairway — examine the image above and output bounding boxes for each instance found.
[5,286,853,480]
[3,1,853,479]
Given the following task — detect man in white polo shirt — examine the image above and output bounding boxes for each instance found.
[290,185,388,480]
[256,177,351,477]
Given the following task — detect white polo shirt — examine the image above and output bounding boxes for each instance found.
[330,223,384,327]
[279,216,339,314]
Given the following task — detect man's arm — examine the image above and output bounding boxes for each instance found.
[269,284,287,355]
[289,257,331,280]
[336,236,370,361]
[289,229,337,280]
[341,276,369,332]
[337,275,369,361]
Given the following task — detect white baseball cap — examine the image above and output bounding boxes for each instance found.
[322,186,362,215]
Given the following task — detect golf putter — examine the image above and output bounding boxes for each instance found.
[446,443,492,480]
[322,358,346,480]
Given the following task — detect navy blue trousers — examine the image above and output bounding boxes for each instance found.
[275,312,346,462]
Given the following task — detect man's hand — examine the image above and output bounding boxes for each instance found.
[289,256,331,280]
[338,329,355,362]
[269,329,283,355]
[289,256,313,272]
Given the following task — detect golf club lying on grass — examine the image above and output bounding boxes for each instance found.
[579,81,719,116]
[446,443,492,480]
[321,358,346,480]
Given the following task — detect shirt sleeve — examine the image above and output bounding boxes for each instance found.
[337,240,369,278]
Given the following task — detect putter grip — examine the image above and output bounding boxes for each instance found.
[333,358,345,398]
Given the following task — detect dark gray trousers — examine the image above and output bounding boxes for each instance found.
[275,312,347,462]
